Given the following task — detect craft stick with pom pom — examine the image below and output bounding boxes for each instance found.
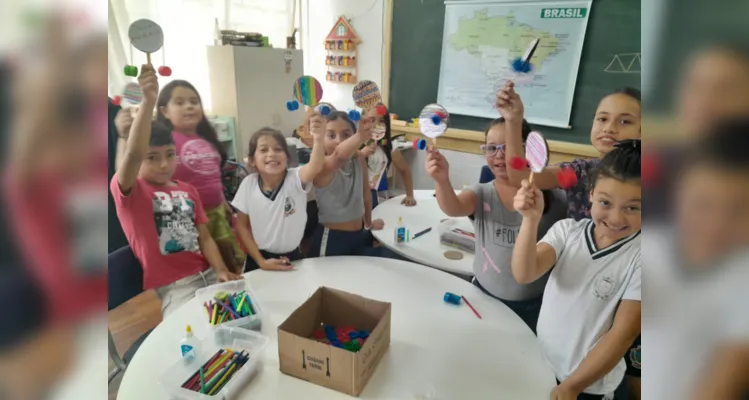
[418,104,449,149]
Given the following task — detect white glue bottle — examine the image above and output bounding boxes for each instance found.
[180,324,199,362]
[394,217,407,244]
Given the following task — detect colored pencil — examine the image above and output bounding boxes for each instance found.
[199,367,205,393]
[208,364,237,395]
[461,295,482,319]
[412,227,432,239]
[217,299,240,319]
[210,353,249,394]
[182,349,224,388]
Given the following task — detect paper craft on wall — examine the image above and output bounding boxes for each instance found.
[324,16,360,84]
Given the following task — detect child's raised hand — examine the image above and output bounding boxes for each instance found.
[425,148,450,184]
[513,179,544,219]
[138,64,159,104]
[360,140,376,157]
[495,81,524,122]
[308,113,325,141]
[357,111,376,141]
[114,107,135,139]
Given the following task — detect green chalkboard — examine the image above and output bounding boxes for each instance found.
[388,0,640,144]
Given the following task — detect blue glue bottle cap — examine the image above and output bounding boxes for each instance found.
[444,292,461,305]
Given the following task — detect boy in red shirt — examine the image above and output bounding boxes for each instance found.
[111,65,240,317]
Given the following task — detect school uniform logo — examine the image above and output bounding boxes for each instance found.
[594,276,615,300]
[629,345,641,369]
[284,197,296,216]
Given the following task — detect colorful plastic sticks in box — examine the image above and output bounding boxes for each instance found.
[311,325,370,352]
[204,291,256,326]
[180,348,250,395]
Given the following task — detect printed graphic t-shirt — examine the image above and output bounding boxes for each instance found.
[172,131,225,209]
[232,168,311,254]
[468,183,567,301]
[110,175,210,289]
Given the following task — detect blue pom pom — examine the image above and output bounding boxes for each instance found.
[431,115,441,125]
[348,110,361,121]
[292,100,299,110]
[416,139,427,150]
[286,101,294,111]
[319,105,331,116]
[511,58,532,73]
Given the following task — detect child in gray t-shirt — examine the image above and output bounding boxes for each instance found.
[469,182,566,301]
[426,116,566,333]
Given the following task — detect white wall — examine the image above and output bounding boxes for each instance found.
[301,0,385,111]
[301,0,487,191]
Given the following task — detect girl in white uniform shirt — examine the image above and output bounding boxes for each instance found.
[512,140,642,400]
[231,113,329,271]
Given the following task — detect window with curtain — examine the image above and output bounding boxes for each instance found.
[108,0,293,111]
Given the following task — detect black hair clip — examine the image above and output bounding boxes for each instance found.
[614,139,640,149]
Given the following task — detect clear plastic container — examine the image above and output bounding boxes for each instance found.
[194,279,263,332]
[159,326,270,400]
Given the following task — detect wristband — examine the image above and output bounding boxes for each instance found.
[364,225,371,231]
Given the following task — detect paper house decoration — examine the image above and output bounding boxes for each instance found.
[324,16,360,84]
[324,16,361,45]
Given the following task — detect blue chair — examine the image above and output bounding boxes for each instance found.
[108,245,153,383]
[479,165,494,184]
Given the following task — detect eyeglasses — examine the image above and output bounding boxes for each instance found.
[480,143,507,156]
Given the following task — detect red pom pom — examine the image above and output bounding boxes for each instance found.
[556,167,578,189]
[510,156,528,170]
[641,153,660,186]
[112,96,122,106]
[158,66,172,77]
[312,329,325,339]
[376,104,387,116]
[435,111,447,119]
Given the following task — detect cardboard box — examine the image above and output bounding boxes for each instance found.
[278,287,391,397]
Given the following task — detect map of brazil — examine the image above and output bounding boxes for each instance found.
[437,1,592,128]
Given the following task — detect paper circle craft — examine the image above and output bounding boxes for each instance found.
[418,104,449,139]
[123,82,144,105]
[352,80,382,110]
[292,76,323,107]
[128,19,164,53]
[372,121,387,140]
[525,131,549,173]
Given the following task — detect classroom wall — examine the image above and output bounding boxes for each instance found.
[301,0,385,110]
[396,149,487,191]
[301,0,488,191]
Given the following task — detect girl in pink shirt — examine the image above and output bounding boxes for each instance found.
[156,80,243,272]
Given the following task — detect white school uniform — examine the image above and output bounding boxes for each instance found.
[643,225,749,400]
[231,168,311,254]
[537,218,641,395]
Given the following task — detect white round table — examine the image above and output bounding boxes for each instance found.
[372,190,475,276]
[117,257,555,399]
